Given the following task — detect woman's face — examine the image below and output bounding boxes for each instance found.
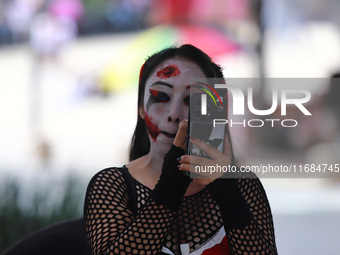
[141,58,206,154]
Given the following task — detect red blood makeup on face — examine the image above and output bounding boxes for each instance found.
[156,65,181,79]
[144,112,160,141]
[149,89,170,103]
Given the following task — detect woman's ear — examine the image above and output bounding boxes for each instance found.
[139,107,146,119]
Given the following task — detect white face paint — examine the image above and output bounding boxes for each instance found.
[140,58,206,155]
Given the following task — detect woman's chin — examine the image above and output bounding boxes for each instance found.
[151,138,173,155]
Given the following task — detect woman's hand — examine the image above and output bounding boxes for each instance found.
[173,120,232,186]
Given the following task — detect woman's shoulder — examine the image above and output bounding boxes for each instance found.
[84,166,137,216]
[87,166,131,190]
[91,166,127,178]
[234,169,269,199]
[236,169,261,182]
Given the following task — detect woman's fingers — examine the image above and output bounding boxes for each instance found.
[179,154,212,166]
[178,162,221,186]
[178,162,216,177]
[173,120,188,149]
[175,130,233,185]
[178,154,231,176]
[179,136,232,185]
[189,136,229,161]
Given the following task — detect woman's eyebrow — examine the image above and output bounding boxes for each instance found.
[150,81,173,88]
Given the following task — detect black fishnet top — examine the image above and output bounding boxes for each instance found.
[84,166,277,255]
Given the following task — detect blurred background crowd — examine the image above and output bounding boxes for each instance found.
[0,0,340,254]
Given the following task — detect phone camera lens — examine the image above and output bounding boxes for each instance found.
[194,109,202,119]
[195,97,201,107]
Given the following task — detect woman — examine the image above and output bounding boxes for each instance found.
[84,44,277,255]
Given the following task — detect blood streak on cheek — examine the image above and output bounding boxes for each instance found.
[156,65,181,79]
[145,112,160,142]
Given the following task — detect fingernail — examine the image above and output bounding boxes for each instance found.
[177,156,181,162]
[189,136,196,141]
[178,164,182,169]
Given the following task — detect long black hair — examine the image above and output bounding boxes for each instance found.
[129,44,231,161]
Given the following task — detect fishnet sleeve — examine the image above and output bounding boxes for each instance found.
[208,172,278,255]
[84,168,178,255]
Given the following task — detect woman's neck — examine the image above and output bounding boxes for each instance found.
[127,145,205,196]
[126,145,166,189]
[147,145,167,170]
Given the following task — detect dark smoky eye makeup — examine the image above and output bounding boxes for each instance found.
[184,95,190,106]
[149,89,170,103]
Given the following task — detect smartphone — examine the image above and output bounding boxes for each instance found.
[186,93,228,159]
